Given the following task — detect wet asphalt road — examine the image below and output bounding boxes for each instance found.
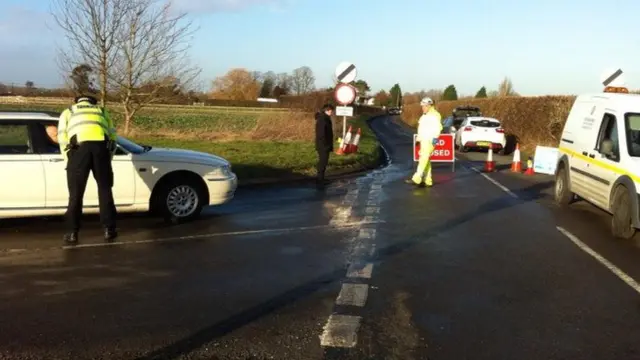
[2,116,640,359]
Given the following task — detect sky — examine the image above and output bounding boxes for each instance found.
[1,0,640,96]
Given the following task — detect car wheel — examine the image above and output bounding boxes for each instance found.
[154,177,205,224]
[498,148,506,156]
[554,166,573,207]
[611,185,636,240]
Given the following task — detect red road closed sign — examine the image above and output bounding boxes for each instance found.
[413,134,455,170]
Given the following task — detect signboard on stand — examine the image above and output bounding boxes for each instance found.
[413,134,455,172]
[532,145,559,175]
[336,106,353,117]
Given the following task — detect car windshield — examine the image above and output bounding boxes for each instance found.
[117,136,149,154]
[625,113,640,157]
[470,119,500,128]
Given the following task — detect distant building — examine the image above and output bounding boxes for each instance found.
[355,95,374,106]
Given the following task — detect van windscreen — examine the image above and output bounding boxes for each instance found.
[470,120,500,128]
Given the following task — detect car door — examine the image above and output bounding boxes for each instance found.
[35,122,137,208]
[0,122,46,209]
[588,111,622,209]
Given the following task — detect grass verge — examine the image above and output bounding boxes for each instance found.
[131,114,382,186]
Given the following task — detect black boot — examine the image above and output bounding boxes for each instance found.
[104,228,118,242]
[64,232,79,246]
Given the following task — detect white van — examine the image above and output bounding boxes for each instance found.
[554,87,640,239]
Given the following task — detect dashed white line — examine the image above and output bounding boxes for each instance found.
[320,314,361,348]
[336,283,369,307]
[365,207,380,215]
[346,262,374,279]
[358,228,376,239]
[557,226,640,295]
[321,178,383,349]
[466,165,518,198]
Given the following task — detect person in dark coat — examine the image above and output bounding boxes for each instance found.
[315,104,335,188]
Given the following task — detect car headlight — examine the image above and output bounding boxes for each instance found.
[206,165,232,178]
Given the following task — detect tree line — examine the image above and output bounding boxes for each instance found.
[208,67,379,103]
[401,77,519,104]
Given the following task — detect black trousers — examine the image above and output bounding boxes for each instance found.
[316,149,330,181]
[66,141,117,232]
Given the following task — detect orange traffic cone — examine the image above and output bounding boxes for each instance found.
[511,143,522,172]
[349,128,361,153]
[524,157,535,175]
[484,147,496,172]
[339,126,353,154]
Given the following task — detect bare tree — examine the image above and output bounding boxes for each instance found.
[110,0,201,134]
[51,0,131,105]
[290,66,316,95]
[275,72,292,95]
[498,77,518,97]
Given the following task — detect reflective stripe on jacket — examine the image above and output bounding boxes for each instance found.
[416,107,443,142]
[58,101,116,151]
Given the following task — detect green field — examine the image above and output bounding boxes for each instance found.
[131,115,381,184]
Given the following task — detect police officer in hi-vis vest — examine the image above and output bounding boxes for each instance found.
[57,95,118,245]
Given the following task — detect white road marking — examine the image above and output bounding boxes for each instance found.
[346,262,374,279]
[363,216,377,223]
[365,207,380,215]
[321,177,385,349]
[557,226,640,295]
[320,314,362,348]
[55,222,380,250]
[336,283,369,306]
[466,164,518,198]
[358,228,376,239]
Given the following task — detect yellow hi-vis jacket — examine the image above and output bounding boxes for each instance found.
[57,101,117,161]
[416,107,443,144]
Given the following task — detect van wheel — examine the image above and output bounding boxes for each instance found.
[554,167,573,207]
[611,186,636,240]
[153,177,205,224]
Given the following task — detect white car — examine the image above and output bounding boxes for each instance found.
[454,116,507,154]
[0,111,238,222]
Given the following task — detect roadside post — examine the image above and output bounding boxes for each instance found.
[334,61,358,138]
[413,134,455,172]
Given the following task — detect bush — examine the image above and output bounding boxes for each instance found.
[401,96,576,153]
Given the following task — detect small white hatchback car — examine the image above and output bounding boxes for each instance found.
[0,111,238,222]
[454,116,507,154]
[555,87,640,239]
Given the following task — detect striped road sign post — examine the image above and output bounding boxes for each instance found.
[334,62,358,137]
